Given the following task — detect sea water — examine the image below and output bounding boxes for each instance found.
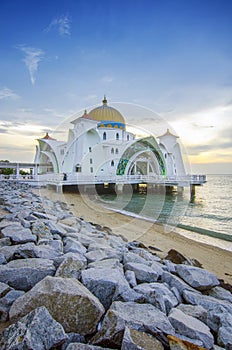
[99,175,232,250]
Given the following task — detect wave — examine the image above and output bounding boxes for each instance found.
[177,223,232,242]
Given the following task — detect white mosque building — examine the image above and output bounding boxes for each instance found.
[34,96,205,193]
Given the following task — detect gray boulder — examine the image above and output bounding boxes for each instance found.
[81,266,130,309]
[162,271,201,296]
[123,251,151,266]
[0,252,7,264]
[85,247,122,263]
[217,326,232,349]
[12,242,39,259]
[124,262,159,283]
[0,289,25,322]
[175,264,219,291]
[64,237,87,255]
[56,255,85,279]
[183,290,232,313]
[88,258,121,270]
[125,270,137,288]
[0,281,11,297]
[121,326,164,349]
[1,224,36,244]
[168,308,214,349]
[0,258,56,291]
[205,286,232,303]
[91,301,175,348]
[176,304,207,323]
[206,304,232,332]
[134,282,178,314]
[0,306,67,350]
[9,276,105,335]
[66,344,113,349]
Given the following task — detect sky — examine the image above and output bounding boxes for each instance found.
[0,0,232,174]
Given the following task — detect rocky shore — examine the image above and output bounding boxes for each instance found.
[0,181,232,350]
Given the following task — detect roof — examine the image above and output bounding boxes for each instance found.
[83,96,125,125]
[157,128,179,139]
[40,132,56,140]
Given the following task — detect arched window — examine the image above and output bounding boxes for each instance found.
[115,148,118,154]
[165,153,167,159]
[111,160,114,167]
[90,158,93,164]
[111,148,114,154]
[127,135,129,141]
[116,133,119,140]
[103,132,106,140]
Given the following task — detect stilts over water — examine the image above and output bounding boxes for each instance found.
[0,97,206,199]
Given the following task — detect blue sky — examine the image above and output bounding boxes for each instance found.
[0,0,232,173]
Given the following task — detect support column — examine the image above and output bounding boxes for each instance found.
[190,184,196,200]
[116,184,124,193]
[177,186,184,193]
[16,163,20,179]
[56,184,63,194]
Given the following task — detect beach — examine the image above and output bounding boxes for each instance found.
[37,187,232,285]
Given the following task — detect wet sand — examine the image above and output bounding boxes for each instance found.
[37,187,232,284]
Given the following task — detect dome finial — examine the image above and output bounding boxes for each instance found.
[102,95,107,106]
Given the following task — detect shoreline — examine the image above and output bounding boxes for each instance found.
[37,187,232,284]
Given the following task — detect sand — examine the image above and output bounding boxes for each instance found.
[37,187,232,285]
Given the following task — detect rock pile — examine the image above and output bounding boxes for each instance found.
[0,181,232,349]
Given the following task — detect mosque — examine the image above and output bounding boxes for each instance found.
[34,96,205,194]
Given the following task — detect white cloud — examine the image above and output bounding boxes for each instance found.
[17,45,45,85]
[45,14,71,37]
[0,87,20,100]
[101,76,113,83]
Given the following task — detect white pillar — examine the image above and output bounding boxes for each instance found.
[16,163,20,179]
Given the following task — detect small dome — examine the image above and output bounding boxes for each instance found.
[85,96,125,125]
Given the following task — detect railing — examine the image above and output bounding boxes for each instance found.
[0,173,207,186]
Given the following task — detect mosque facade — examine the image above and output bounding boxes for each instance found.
[34,97,186,183]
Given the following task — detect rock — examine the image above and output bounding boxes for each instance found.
[45,220,68,236]
[166,249,189,264]
[0,258,56,291]
[204,286,232,303]
[36,244,63,260]
[1,225,36,244]
[217,326,232,349]
[176,304,207,323]
[123,251,151,266]
[61,333,86,350]
[32,211,57,221]
[167,334,206,350]
[12,242,39,259]
[66,344,113,349]
[31,220,53,239]
[81,266,130,309]
[183,290,232,314]
[0,237,11,247]
[0,281,11,297]
[55,252,87,269]
[0,306,67,350]
[0,289,25,322]
[9,276,105,335]
[162,272,199,296]
[121,326,164,349]
[168,308,214,349]
[88,258,121,270]
[0,252,7,264]
[64,237,87,255]
[0,245,19,261]
[206,304,232,332]
[56,255,85,279]
[124,262,159,283]
[134,282,178,314]
[91,301,175,348]
[175,264,219,291]
[125,270,137,288]
[85,248,122,263]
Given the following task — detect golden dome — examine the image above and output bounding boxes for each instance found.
[87,96,125,124]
